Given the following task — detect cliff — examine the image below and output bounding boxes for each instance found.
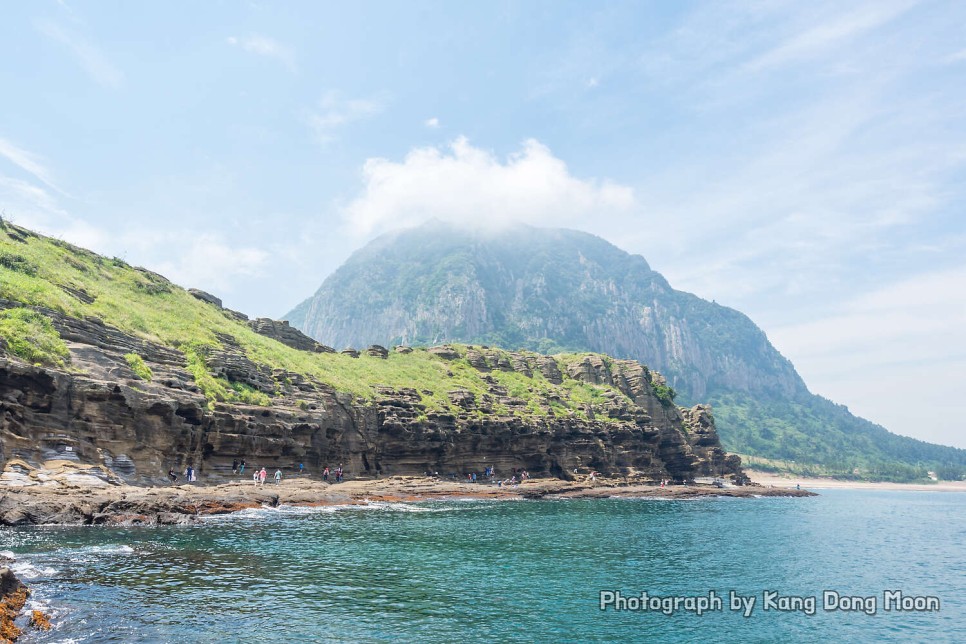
[286,222,966,479]
[0,221,740,485]
[287,221,804,401]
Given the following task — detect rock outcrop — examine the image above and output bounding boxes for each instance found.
[187,288,222,308]
[0,565,27,643]
[248,318,335,353]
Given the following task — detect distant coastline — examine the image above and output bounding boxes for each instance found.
[747,469,966,492]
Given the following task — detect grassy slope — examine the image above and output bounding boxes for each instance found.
[0,221,636,422]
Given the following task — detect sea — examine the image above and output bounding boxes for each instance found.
[2,489,964,643]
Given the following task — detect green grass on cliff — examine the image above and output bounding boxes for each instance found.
[124,352,153,381]
[0,221,637,420]
[0,307,70,367]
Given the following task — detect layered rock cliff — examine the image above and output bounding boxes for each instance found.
[0,303,738,483]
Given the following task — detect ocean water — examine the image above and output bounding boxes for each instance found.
[2,489,964,643]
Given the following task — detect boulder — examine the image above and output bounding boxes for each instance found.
[366,345,389,359]
[187,289,222,308]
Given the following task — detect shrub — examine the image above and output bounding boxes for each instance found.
[124,352,153,381]
[0,252,37,276]
[652,382,677,407]
[0,308,70,367]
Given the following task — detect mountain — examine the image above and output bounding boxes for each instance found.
[287,221,966,481]
[0,219,739,485]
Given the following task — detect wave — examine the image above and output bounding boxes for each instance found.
[200,499,469,522]
[11,560,60,580]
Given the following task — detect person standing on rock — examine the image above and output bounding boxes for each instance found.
[274,469,282,485]
[253,469,259,486]
[259,467,267,486]
[322,466,329,481]
[232,459,239,474]
[239,460,246,475]
[298,462,304,476]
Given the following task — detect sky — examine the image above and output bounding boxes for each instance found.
[1,0,965,448]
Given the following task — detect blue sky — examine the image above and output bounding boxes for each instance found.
[2,1,965,448]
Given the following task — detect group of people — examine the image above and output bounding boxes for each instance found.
[449,466,532,487]
[251,467,282,486]
[166,460,344,485]
[167,466,197,483]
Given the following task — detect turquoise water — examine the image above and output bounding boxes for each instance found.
[3,489,964,643]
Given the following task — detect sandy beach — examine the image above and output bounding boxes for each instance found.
[747,469,966,492]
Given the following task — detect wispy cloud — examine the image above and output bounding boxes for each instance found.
[35,20,123,88]
[305,91,387,144]
[342,137,634,236]
[945,49,966,63]
[0,138,64,193]
[227,34,296,70]
[744,0,918,72]
[424,117,440,129]
[621,1,966,320]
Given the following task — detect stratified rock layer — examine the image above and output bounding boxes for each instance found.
[0,307,739,485]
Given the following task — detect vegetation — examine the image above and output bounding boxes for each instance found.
[0,222,633,422]
[183,346,271,408]
[0,307,70,367]
[709,391,966,482]
[124,352,153,381]
[651,383,677,408]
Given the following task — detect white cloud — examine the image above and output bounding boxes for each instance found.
[424,117,440,128]
[150,233,269,294]
[305,91,387,144]
[342,137,635,236]
[227,34,296,70]
[35,21,123,88]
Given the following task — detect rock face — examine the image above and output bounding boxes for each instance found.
[0,309,740,485]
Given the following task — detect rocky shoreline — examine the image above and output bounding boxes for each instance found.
[0,472,816,528]
[1,557,50,644]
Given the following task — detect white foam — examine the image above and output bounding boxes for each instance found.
[201,499,471,522]
[11,561,60,579]
[0,550,15,560]
[26,597,52,612]
[77,544,134,555]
